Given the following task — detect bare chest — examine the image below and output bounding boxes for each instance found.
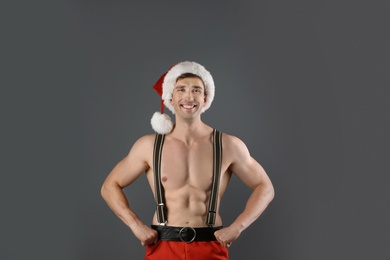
[160,139,214,191]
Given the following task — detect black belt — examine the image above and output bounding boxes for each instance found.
[151,225,222,243]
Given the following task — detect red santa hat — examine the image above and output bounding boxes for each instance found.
[151,61,215,134]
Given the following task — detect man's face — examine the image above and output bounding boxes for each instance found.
[170,77,206,118]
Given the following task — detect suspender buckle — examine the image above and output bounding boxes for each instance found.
[157,203,167,225]
[206,211,216,226]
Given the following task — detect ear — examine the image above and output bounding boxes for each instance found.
[170,99,173,105]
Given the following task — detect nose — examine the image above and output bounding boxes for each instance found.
[184,90,194,100]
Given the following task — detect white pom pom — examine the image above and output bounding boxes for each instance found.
[151,112,173,134]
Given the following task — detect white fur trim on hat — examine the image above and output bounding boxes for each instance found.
[162,61,215,114]
[151,112,174,134]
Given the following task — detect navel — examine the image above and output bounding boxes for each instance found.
[161,176,168,182]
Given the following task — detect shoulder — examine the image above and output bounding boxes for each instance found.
[220,132,251,162]
[221,132,248,151]
[134,133,156,146]
[128,133,156,155]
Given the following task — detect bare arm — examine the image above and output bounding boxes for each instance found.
[215,135,274,247]
[101,135,158,246]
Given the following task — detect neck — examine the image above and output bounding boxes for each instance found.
[171,117,211,144]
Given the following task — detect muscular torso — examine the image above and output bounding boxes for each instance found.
[145,132,232,227]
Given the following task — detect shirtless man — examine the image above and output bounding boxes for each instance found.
[101,61,274,259]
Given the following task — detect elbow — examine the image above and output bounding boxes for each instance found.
[101,180,122,201]
[100,183,107,200]
[261,182,275,205]
[268,186,275,203]
[100,181,110,201]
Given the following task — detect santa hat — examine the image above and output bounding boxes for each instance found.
[151,61,215,134]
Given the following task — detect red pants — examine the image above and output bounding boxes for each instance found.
[145,241,228,260]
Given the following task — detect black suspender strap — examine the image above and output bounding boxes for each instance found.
[153,133,167,225]
[206,129,223,227]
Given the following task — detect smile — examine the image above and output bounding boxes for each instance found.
[180,104,196,109]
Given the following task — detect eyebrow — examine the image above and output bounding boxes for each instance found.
[174,85,203,90]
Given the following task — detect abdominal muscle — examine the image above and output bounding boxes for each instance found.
[160,185,222,227]
[146,170,223,227]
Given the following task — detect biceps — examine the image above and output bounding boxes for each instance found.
[106,156,149,188]
[231,157,267,189]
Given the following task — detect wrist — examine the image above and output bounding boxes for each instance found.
[118,210,140,228]
[229,222,245,234]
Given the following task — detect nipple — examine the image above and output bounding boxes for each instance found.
[161,176,168,182]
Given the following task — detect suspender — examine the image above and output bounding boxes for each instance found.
[206,129,223,226]
[153,133,167,225]
[153,129,223,227]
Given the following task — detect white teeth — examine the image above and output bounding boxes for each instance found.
[182,105,194,109]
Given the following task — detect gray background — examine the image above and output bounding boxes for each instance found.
[2,0,389,259]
